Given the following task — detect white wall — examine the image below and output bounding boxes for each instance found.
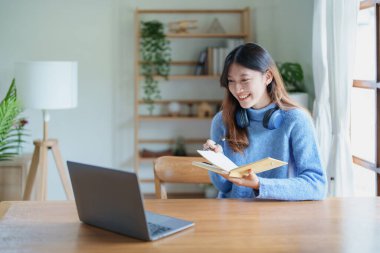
[0,0,118,199]
[0,0,314,199]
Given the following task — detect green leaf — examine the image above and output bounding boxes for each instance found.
[277,62,305,93]
[140,20,171,114]
[0,78,28,160]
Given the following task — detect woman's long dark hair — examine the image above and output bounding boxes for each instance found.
[219,43,300,153]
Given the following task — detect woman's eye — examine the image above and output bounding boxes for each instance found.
[228,80,234,84]
[242,79,250,83]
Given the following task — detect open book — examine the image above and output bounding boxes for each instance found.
[192,150,287,178]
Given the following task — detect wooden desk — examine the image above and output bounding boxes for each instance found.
[0,198,379,253]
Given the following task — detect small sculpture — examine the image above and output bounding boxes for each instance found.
[207,18,225,34]
[168,101,181,116]
[169,20,197,34]
[197,102,213,118]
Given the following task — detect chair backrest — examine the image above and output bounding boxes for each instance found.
[153,156,211,199]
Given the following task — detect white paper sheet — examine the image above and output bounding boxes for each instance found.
[197,150,238,172]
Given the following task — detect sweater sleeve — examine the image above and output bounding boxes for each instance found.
[255,110,327,201]
[208,112,232,193]
[208,171,232,193]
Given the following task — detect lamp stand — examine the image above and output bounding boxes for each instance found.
[23,110,74,200]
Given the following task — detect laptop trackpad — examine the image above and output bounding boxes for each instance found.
[145,211,193,229]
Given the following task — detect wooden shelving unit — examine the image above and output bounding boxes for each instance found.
[134,8,251,186]
[137,75,220,80]
[166,33,248,38]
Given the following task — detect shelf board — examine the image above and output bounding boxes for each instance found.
[138,115,213,121]
[138,138,205,144]
[139,61,198,66]
[138,99,221,104]
[166,33,248,38]
[139,75,220,80]
[137,9,248,14]
[139,178,154,183]
[138,33,247,43]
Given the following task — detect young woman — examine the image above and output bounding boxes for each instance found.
[203,43,326,200]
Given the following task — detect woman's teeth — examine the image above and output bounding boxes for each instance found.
[238,94,250,100]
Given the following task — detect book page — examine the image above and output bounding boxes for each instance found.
[197,150,238,172]
[191,161,229,175]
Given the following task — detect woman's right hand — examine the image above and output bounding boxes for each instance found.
[203,139,223,153]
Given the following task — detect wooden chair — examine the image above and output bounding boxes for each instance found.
[153,156,211,199]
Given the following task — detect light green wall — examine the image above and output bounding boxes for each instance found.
[0,0,314,198]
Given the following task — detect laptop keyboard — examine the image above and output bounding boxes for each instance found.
[147,222,172,236]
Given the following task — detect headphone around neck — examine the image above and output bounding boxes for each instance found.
[235,105,283,130]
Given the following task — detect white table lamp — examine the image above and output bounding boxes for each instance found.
[15,61,77,200]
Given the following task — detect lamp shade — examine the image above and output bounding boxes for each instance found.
[15,61,78,110]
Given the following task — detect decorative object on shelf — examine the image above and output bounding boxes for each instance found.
[186,102,194,117]
[167,101,181,117]
[140,148,173,158]
[277,62,306,93]
[197,102,213,118]
[0,79,28,161]
[289,92,309,109]
[140,20,171,114]
[15,61,77,201]
[169,20,197,34]
[206,18,226,34]
[173,136,187,156]
[200,184,218,198]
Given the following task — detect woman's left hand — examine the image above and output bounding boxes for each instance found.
[221,169,260,190]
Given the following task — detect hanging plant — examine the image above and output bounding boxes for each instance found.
[140,20,171,114]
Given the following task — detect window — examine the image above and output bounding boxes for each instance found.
[351,1,380,196]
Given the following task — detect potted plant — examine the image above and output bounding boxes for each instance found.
[277,62,309,108]
[173,136,187,156]
[140,20,171,114]
[0,79,27,161]
[200,184,218,198]
[277,62,306,93]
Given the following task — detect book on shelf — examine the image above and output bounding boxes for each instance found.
[192,150,287,178]
[207,47,213,75]
[194,50,207,75]
[206,40,244,76]
[225,38,245,52]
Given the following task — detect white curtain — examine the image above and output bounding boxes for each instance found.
[325,0,359,196]
[313,0,359,196]
[312,0,331,170]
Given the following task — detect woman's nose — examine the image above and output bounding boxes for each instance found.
[236,82,244,92]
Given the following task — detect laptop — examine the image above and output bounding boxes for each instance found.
[67,161,194,241]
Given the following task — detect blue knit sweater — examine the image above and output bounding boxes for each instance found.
[208,103,327,201]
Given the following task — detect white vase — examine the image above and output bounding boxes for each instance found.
[289,92,309,109]
[204,186,218,198]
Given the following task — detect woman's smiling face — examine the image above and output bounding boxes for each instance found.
[227,63,272,109]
